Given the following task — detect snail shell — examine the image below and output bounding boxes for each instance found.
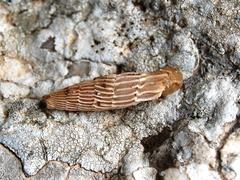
[42,66,183,111]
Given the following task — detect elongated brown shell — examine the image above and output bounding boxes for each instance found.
[42,66,183,111]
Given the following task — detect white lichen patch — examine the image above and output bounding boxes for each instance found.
[121,144,150,175]
[168,33,199,79]
[0,55,37,86]
[188,78,239,142]
[133,167,157,180]
[0,144,25,180]
[32,80,53,98]
[0,82,30,99]
[0,144,108,179]
[163,168,189,180]
[124,91,183,138]
[186,163,221,180]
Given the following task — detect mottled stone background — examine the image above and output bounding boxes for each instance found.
[0,0,239,179]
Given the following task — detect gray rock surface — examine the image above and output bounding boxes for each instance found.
[0,144,107,180]
[0,0,239,179]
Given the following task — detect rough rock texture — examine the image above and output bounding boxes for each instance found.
[0,0,239,179]
[0,144,107,180]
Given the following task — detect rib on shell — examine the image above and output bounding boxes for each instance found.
[42,66,183,111]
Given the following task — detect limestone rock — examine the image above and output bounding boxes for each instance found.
[0,0,239,179]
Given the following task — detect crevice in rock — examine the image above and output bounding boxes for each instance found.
[39,138,48,161]
[0,143,29,177]
[140,126,175,180]
[40,36,56,52]
[132,0,147,12]
[141,127,171,154]
[216,115,240,180]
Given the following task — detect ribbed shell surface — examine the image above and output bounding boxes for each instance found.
[43,66,183,111]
